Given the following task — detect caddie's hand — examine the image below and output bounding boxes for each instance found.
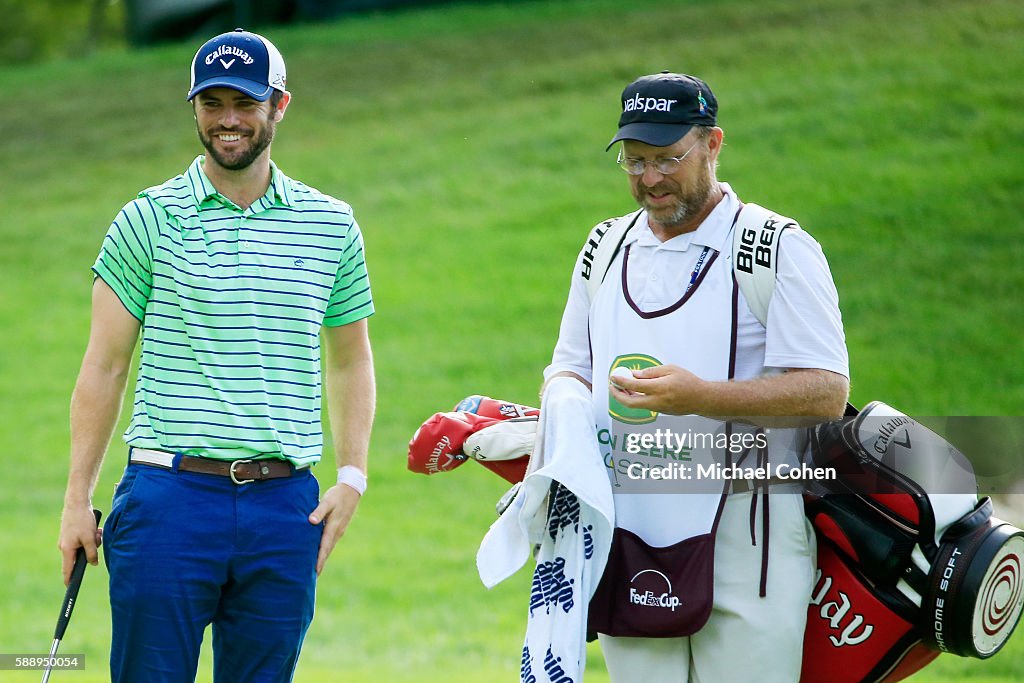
[308,483,361,575]
[58,503,102,586]
[609,364,709,416]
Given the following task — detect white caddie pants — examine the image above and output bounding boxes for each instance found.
[599,490,815,683]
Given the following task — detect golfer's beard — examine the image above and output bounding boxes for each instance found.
[199,120,275,171]
[636,166,714,229]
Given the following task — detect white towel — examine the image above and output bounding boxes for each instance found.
[477,376,614,682]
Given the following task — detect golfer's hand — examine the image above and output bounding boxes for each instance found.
[609,364,709,416]
[58,504,102,586]
[309,483,361,575]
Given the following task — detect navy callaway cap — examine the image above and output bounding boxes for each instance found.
[606,72,718,150]
[187,28,287,101]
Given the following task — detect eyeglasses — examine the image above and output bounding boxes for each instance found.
[616,140,700,176]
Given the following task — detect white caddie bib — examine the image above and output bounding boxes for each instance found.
[590,234,749,545]
[586,226,763,637]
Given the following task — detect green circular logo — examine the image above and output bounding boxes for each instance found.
[608,354,661,424]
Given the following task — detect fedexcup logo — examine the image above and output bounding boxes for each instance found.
[609,354,660,425]
[629,569,681,612]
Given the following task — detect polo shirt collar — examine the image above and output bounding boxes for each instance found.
[267,161,294,207]
[186,156,295,209]
[186,156,217,205]
[624,182,738,252]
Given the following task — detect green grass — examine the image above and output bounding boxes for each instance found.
[1,0,1022,680]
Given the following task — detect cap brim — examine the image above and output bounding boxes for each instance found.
[187,77,276,101]
[605,122,693,151]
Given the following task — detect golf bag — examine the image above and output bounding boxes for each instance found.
[408,397,1024,682]
[802,401,1024,682]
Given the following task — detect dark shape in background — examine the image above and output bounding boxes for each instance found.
[0,0,504,65]
[124,0,495,46]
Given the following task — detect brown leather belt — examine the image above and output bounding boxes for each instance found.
[130,448,295,485]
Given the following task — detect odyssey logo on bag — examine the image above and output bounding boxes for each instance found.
[809,569,875,647]
[629,569,681,612]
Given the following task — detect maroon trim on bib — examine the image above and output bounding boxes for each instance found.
[621,245,721,320]
[731,203,744,226]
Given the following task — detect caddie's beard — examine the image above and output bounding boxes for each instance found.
[633,159,715,230]
[198,115,276,171]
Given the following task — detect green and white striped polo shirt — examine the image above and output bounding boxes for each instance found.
[93,156,374,467]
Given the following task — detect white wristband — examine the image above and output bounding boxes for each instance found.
[337,465,367,495]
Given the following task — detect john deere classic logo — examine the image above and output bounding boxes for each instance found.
[609,354,660,425]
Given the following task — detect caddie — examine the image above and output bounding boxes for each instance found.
[57,28,375,682]
[544,71,850,681]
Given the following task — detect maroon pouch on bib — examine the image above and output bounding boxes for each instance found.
[588,527,717,637]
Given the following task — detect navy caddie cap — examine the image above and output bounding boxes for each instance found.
[187,28,287,101]
[606,71,718,150]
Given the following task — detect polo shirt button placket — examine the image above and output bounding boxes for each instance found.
[238,216,259,275]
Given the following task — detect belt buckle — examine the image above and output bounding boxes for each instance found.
[229,459,255,485]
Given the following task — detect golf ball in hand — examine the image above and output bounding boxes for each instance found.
[610,366,634,390]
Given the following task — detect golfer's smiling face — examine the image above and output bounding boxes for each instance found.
[193,87,282,172]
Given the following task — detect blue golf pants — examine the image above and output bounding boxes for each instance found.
[103,459,322,682]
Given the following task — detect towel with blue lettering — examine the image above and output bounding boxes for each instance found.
[477,376,614,682]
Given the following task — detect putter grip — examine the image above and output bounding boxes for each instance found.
[55,509,102,639]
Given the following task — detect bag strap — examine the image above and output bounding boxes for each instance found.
[579,203,798,327]
[580,210,643,302]
[731,202,799,327]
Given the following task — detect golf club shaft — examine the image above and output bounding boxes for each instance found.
[40,638,59,683]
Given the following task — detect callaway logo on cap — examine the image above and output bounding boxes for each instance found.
[607,71,718,150]
[187,28,287,102]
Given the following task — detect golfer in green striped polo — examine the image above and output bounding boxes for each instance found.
[58,29,375,682]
